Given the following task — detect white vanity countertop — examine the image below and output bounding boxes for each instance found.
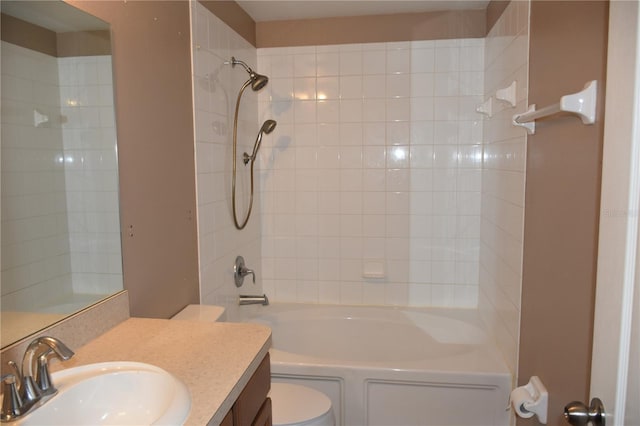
[50,317,272,426]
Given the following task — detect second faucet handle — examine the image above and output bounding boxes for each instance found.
[1,373,23,421]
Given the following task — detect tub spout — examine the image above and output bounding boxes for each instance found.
[239,294,269,306]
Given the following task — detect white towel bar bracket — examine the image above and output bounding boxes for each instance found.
[512,80,597,135]
[496,81,517,107]
[476,97,493,117]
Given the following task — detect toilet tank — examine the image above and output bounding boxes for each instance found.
[171,304,226,322]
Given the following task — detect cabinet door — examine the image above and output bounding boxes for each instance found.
[252,397,272,426]
[221,409,234,426]
[233,353,271,426]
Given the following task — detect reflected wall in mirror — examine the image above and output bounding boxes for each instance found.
[1,1,123,348]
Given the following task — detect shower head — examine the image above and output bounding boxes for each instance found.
[243,119,278,165]
[260,119,277,135]
[231,56,269,91]
[251,74,269,91]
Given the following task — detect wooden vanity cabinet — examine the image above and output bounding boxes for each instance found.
[220,353,272,426]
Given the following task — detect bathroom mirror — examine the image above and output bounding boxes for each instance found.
[1,1,123,348]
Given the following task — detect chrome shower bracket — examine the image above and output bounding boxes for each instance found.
[242,152,252,165]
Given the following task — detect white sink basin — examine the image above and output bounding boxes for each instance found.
[16,362,191,425]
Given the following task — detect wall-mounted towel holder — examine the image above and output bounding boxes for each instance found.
[476,97,493,117]
[496,81,517,107]
[512,80,597,134]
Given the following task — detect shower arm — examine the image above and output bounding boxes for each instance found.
[231,57,252,74]
[231,78,255,230]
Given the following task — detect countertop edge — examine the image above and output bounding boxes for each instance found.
[205,336,272,426]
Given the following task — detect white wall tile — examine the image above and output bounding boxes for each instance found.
[271,55,294,78]
[340,75,363,99]
[257,34,486,309]
[363,75,386,98]
[316,53,340,76]
[434,46,460,72]
[294,78,318,102]
[317,100,340,123]
[317,77,340,99]
[480,0,529,378]
[386,74,411,98]
[411,73,435,97]
[363,50,386,75]
[340,99,363,122]
[340,51,363,75]
[294,53,317,77]
[363,99,386,122]
[386,48,411,74]
[294,100,317,122]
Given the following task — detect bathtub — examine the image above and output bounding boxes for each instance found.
[235,303,511,426]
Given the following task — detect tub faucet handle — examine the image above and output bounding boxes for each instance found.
[234,256,255,287]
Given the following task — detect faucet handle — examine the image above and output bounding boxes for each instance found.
[7,359,40,406]
[7,360,22,387]
[35,354,55,396]
[244,267,256,284]
[234,256,256,287]
[1,373,24,421]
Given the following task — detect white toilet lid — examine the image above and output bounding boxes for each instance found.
[270,383,334,426]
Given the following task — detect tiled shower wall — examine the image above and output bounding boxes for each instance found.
[190,6,531,364]
[1,42,72,310]
[1,42,121,310]
[191,2,263,307]
[257,40,485,307]
[479,0,530,375]
[59,55,122,297]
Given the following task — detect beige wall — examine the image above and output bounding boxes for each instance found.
[1,13,58,56]
[199,0,256,46]
[57,30,111,57]
[256,10,486,47]
[1,13,111,57]
[486,1,510,33]
[66,0,200,318]
[201,2,495,49]
[518,1,609,424]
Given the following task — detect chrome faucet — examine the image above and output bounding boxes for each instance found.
[1,336,74,422]
[238,294,269,306]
